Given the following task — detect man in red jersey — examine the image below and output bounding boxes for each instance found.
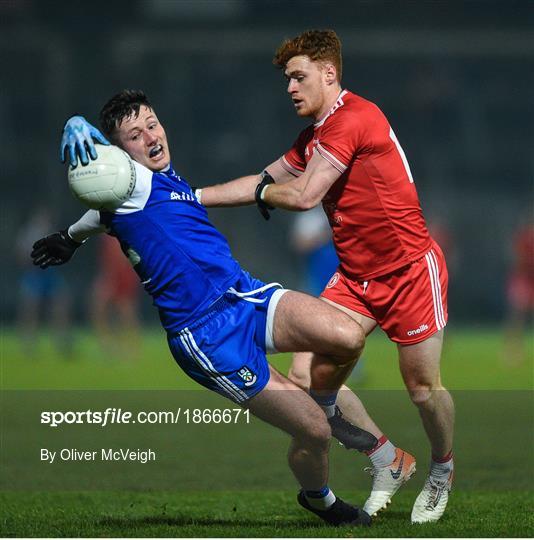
[90,234,141,357]
[198,30,454,524]
[504,219,534,364]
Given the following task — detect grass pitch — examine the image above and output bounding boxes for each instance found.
[1,326,533,537]
[2,490,533,537]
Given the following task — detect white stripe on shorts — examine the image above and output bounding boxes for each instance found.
[179,329,248,403]
[425,249,446,330]
[265,288,289,354]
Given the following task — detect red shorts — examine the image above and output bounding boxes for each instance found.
[507,272,534,312]
[321,243,448,345]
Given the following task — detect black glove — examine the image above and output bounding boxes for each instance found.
[255,173,275,221]
[31,229,82,269]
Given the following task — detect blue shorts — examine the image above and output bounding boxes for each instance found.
[20,269,65,299]
[167,271,288,403]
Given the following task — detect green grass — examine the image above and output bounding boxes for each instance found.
[1,490,533,537]
[1,327,533,537]
[2,326,533,390]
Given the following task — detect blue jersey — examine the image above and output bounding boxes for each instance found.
[100,162,242,334]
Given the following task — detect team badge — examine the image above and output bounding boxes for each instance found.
[326,272,340,289]
[237,366,257,387]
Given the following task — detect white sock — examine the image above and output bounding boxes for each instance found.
[304,487,336,510]
[368,437,396,468]
[322,404,336,418]
[430,456,454,478]
[309,391,337,418]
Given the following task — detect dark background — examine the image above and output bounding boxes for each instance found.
[2,0,533,324]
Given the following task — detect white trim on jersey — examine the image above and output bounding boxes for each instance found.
[179,329,248,403]
[113,161,153,214]
[389,126,414,184]
[425,249,446,331]
[314,89,348,128]
[316,143,348,173]
[279,156,304,177]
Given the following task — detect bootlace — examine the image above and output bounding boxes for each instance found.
[424,476,449,510]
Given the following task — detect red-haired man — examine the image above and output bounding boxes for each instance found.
[199,29,454,524]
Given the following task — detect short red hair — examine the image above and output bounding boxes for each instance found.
[273,29,342,81]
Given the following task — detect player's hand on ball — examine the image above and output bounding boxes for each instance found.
[31,229,82,269]
[60,116,110,167]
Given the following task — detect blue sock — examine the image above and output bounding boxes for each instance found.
[310,390,337,418]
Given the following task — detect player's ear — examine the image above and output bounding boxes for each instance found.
[324,63,337,85]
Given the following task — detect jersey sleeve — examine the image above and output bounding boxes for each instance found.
[68,210,106,242]
[316,111,363,173]
[280,126,313,177]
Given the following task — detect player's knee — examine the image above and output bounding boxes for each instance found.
[408,385,432,406]
[299,417,331,450]
[352,323,366,356]
[407,381,443,406]
[333,319,365,360]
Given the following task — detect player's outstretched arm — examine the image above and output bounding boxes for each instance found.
[60,116,110,168]
[260,152,342,212]
[199,173,262,207]
[31,210,106,269]
[199,159,295,208]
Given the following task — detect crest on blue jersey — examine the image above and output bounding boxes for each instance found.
[237,366,257,387]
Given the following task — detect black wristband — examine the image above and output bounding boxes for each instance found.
[254,174,275,221]
[60,228,83,248]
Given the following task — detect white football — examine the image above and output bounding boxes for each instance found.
[68,144,136,210]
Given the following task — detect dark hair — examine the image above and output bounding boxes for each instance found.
[99,89,153,141]
[273,29,342,81]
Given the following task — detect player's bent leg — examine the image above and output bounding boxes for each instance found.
[272,291,364,363]
[289,352,380,451]
[319,296,379,336]
[247,366,371,527]
[308,298,416,517]
[246,365,331,490]
[287,302,384,444]
[273,291,364,405]
[287,351,314,389]
[273,291,379,451]
[290,352,383,441]
[290,299,383,436]
[397,330,455,523]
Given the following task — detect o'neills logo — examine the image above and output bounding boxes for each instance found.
[407,324,429,336]
[326,273,340,289]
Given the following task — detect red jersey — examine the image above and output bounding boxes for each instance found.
[281,90,432,281]
[96,234,139,296]
[513,224,534,277]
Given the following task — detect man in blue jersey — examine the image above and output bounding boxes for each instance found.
[31,90,374,527]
